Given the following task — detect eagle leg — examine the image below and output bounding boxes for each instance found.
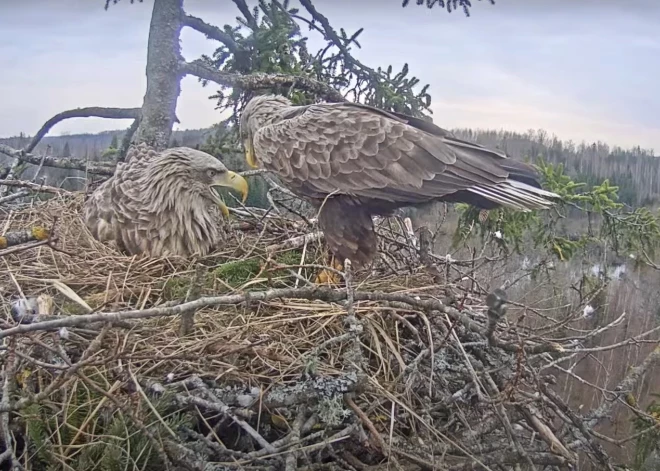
[316,197,378,268]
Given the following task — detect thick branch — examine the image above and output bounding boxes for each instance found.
[0,144,115,176]
[181,59,346,103]
[183,15,239,53]
[26,107,141,153]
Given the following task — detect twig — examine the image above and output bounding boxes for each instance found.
[0,191,29,205]
[0,179,68,195]
[266,232,323,254]
[284,408,307,471]
[0,238,54,258]
[179,263,205,336]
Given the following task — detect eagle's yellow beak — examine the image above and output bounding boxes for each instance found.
[211,171,249,217]
[245,140,259,169]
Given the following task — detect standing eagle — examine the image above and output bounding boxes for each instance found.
[240,95,559,267]
[83,143,248,258]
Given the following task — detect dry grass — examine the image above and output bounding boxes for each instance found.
[0,192,659,471]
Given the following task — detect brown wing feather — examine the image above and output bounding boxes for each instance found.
[253,103,511,206]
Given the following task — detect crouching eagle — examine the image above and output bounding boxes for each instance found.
[239,95,559,267]
[83,143,248,258]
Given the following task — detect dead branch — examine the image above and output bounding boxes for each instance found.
[266,231,324,253]
[0,227,50,249]
[580,344,660,431]
[25,107,140,153]
[0,341,21,470]
[0,190,29,205]
[0,179,70,195]
[180,59,347,103]
[0,144,115,176]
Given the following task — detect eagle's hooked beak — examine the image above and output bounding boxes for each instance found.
[244,140,259,169]
[211,170,249,217]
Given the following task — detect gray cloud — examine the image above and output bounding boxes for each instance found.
[1,0,659,152]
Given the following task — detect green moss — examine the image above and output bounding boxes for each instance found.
[162,276,193,301]
[274,250,303,266]
[212,258,262,287]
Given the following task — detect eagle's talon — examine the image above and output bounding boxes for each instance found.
[314,256,344,285]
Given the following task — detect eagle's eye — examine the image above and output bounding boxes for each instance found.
[206,169,217,179]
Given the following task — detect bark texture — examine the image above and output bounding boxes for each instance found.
[132,0,184,151]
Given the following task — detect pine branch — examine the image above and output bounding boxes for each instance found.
[0,144,115,176]
[26,107,141,153]
[401,0,495,16]
[297,0,363,71]
[231,0,258,30]
[183,15,239,53]
[180,59,346,103]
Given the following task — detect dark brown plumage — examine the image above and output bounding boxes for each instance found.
[240,95,559,267]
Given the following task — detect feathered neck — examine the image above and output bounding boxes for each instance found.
[123,159,223,257]
[245,95,293,130]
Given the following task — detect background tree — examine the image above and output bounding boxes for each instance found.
[61,141,71,158]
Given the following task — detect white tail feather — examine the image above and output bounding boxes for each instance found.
[468,179,559,211]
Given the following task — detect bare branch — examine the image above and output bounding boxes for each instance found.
[231,0,258,29]
[0,179,71,195]
[581,345,660,431]
[180,59,346,103]
[183,15,239,53]
[25,107,140,153]
[0,144,115,176]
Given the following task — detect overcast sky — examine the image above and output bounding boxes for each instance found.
[1,0,659,152]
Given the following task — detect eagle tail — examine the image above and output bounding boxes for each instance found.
[466,160,559,211]
[318,198,377,267]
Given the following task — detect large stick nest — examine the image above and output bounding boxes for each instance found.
[0,193,620,471]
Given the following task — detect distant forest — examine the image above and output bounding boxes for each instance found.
[1,126,657,207]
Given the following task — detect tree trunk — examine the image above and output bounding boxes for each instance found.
[132,0,184,152]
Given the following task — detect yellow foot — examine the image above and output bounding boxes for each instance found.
[314,256,344,285]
